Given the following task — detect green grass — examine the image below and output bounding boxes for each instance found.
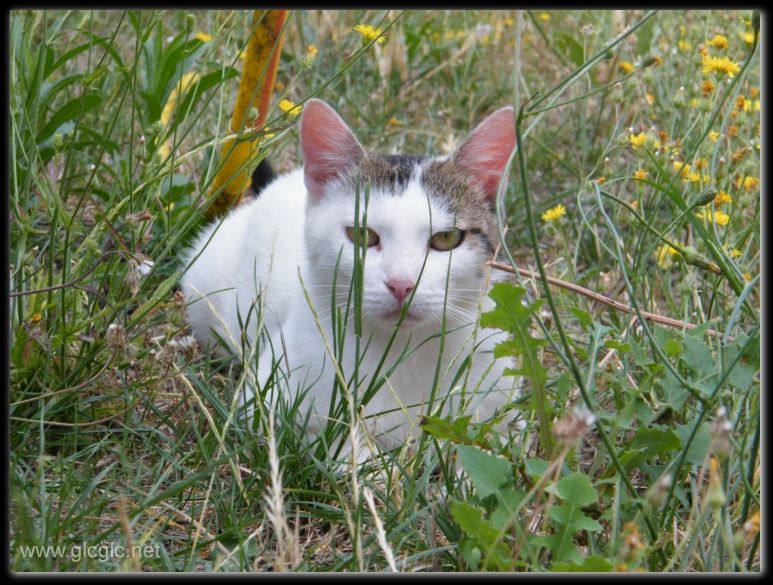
[10,9,760,572]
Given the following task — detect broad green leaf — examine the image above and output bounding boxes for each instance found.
[36,93,103,144]
[524,458,549,480]
[456,444,511,499]
[674,422,712,466]
[539,473,601,564]
[450,500,512,571]
[619,426,681,470]
[556,32,585,67]
[481,282,546,385]
[550,555,614,572]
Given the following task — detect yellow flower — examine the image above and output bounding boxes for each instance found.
[633,169,649,180]
[741,176,759,191]
[596,177,606,185]
[541,204,566,222]
[673,160,691,177]
[696,209,730,226]
[702,79,716,96]
[729,248,742,258]
[709,130,721,142]
[743,272,753,282]
[539,12,551,22]
[678,39,692,51]
[279,99,301,117]
[645,92,656,105]
[707,34,729,49]
[683,171,702,183]
[656,244,680,268]
[742,31,755,45]
[714,190,733,205]
[195,31,213,43]
[702,55,742,78]
[619,61,635,74]
[354,24,386,45]
[629,132,647,149]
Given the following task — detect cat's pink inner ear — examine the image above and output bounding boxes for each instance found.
[300,99,364,199]
[454,107,516,202]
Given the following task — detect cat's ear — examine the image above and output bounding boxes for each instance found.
[300,99,365,200]
[453,107,516,202]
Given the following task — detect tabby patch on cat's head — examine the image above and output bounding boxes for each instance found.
[299,99,515,331]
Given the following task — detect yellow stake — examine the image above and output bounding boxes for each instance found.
[207,10,289,219]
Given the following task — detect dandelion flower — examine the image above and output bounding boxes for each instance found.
[354,24,386,45]
[195,31,212,43]
[619,61,635,74]
[702,55,741,78]
[542,204,566,222]
[714,190,732,205]
[677,39,692,51]
[729,248,742,258]
[741,176,759,191]
[709,130,721,142]
[707,34,729,49]
[629,132,647,149]
[633,169,649,180]
[696,209,730,226]
[742,31,755,45]
[279,98,301,117]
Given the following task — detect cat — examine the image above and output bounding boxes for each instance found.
[181,99,521,461]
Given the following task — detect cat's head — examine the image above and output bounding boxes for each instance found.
[300,99,515,332]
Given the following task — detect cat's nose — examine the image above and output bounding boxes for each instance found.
[385,278,415,304]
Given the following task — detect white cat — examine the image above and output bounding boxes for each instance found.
[181,99,521,459]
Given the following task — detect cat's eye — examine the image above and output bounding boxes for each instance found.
[430,228,465,251]
[346,226,380,247]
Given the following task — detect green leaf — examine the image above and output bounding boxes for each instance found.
[619,426,681,470]
[538,473,601,564]
[664,337,683,358]
[556,32,585,67]
[490,488,526,528]
[681,330,715,374]
[604,339,631,353]
[450,500,512,571]
[571,306,593,330]
[420,415,491,449]
[481,283,546,385]
[524,458,549,480]
[36,93,103,144]
[456,444,511,499]
[550,555,614,572]
[635,17,655,55]
[674,422,712,466]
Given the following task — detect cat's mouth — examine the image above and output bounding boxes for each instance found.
[382,306,422,323]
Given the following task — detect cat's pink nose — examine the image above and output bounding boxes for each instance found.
[385,278,415,304]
